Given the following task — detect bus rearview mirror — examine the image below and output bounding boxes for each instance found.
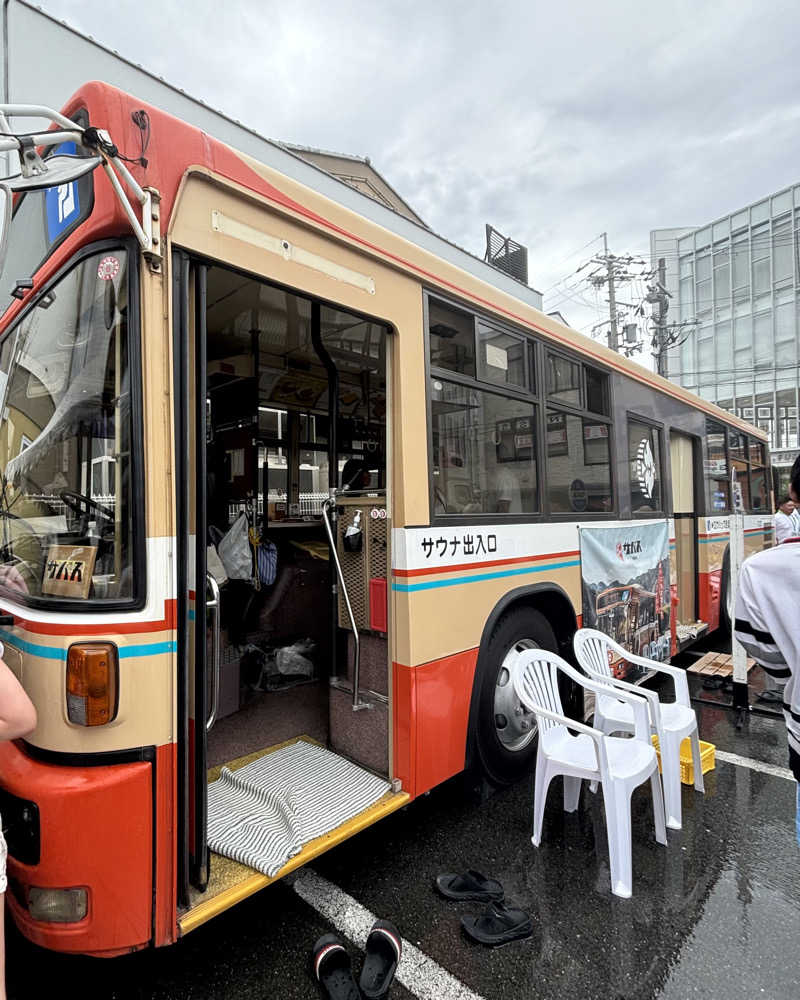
[0,154,103,277]
[7,153,102,193]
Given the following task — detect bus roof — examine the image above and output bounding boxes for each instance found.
[7,76,771,443]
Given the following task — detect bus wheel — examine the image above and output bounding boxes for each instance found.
[475,607,558,785]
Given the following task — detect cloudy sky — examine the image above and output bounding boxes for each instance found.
[35,0,800,353]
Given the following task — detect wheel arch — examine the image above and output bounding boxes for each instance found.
[464,583,579,772]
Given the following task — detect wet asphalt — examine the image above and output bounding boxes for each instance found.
[7,656,800,1000]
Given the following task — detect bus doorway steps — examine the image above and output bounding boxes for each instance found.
[329,684,389,777]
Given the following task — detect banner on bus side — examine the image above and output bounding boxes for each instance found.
[579,521,671,679]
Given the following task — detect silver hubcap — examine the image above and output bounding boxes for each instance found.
[494,638,538,751]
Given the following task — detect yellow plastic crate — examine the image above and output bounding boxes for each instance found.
[651,736,715,785]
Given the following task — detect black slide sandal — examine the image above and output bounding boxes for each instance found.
[435,869,504,902]
[359,919,402,999]
[312,934,360,1000]
[461,901,533,946]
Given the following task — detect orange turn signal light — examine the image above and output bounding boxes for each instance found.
[66,643,118,727]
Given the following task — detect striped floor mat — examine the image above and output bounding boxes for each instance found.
[207,741,390,877]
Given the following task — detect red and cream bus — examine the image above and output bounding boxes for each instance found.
[0,83,772,956]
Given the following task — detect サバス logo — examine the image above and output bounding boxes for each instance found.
[617,539,643,560]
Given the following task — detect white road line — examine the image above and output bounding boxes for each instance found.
[293,869,486,1000]
[714,749,794,781]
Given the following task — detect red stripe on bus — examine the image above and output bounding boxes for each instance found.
[393,549,580,578]
[0,599,177,636]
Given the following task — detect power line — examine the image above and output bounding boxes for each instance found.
[538,233,606,295]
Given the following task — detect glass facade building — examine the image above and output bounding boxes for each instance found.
[651,184,800,485]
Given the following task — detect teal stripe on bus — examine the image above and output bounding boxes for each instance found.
[0,631,176,661]
[391,558,581,593]
[699,527,770,544]
[0,631,65,660]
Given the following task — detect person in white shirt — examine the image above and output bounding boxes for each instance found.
[735,455,800,842]
[773,495,800,544]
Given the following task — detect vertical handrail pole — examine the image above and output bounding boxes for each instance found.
[322,497,369,711]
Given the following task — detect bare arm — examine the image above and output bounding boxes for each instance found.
[0,658,36,741]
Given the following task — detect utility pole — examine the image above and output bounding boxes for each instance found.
[604,233,619,353]
[653,257,668,376]
[644,257,697,376]
[582,234,644,355]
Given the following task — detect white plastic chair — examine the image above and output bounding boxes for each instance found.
[512,648,667,899]
[573,628,703,831]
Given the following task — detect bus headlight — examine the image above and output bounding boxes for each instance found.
[66,642,118,726]
[27,887,88,923]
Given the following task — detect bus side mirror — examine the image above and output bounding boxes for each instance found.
[0,184,10,278]
[0,153,102,278]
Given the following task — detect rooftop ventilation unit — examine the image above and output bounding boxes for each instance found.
[484,224,528,285]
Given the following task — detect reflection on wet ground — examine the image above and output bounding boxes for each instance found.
[8,665,800,1000]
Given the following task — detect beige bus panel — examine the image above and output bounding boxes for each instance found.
[18,642,174,754]
[141,262,175,541]
[169,174,427,533]
[392,564,581,667]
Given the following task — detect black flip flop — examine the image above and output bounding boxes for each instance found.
[312,934,360,1000]
[461,901,533,946]
[359,919,402,999]
[435,869,504,902]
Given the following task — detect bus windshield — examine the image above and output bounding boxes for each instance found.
[0,248,137,605]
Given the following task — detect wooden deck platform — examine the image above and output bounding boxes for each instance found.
[687,651,755,677]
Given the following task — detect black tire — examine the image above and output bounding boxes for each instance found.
[720,546,732,635]
[474,606,559,786]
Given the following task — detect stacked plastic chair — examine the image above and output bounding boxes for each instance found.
[573,628,704,830]
[512,648,666,899]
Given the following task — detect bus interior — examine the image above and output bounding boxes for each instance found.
[202,262,390,758]
[187,262,397,902]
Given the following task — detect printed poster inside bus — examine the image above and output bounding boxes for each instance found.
[579,521,671,680]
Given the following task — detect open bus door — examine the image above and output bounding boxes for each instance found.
[174,252,403,921]
[173,252,210,898]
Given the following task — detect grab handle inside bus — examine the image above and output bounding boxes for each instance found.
[206,573,221,731]
[322,496,370,712]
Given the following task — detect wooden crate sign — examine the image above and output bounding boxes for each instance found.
[42,545,98,599]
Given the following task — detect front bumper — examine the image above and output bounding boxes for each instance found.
[0,741,153,956]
